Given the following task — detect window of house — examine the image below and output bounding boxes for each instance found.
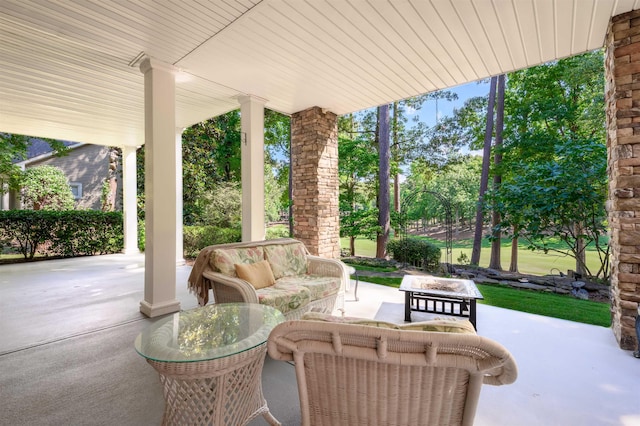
[69,182,83,200]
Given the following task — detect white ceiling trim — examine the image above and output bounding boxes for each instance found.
[1,0,640,147]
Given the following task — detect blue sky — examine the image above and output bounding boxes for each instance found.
[415,80,490,126]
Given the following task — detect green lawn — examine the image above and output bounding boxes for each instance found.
[353,275,611,327]
[341,236,604,276]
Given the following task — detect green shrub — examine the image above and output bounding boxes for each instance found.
[183,225,241,258]
[19,165,75,211]
[266,225,290,240]
[0,210,123,258]
[386,237,441,272]
[138,220,145,252]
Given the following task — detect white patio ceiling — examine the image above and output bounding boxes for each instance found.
[1,0,639,148]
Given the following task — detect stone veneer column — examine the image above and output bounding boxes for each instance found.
[606,10,640,350]
[291,106,340,258]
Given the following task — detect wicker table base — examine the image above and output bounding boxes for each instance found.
[147,343,279,426]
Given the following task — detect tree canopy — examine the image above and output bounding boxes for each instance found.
[489,50,608,278]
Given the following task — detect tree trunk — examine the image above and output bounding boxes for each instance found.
[392,102,401,213]
[575,222,587,277]
[471,76,498,265]
[377,104,391,259]
[489,74,505,270]
[509,233,519,273]
[350,236,355,256]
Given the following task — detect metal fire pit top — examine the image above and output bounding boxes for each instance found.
[400,275,483,299]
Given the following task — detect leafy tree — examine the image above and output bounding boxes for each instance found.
[264,162,286,222]
[337,114,379,255]
[417,93,486,167]
[181,111,241,225]
[402,157,481,233]
[19,165,75,210]
[489,141,608,278]
[137,109,290,228]
[1,134,70,192]
[492,50,607,278]
[340,208,380,255]
[264,109,291,221]
[200,181,242,229]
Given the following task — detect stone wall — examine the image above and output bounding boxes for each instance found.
[290,106,340,258]
[606,10,640,350]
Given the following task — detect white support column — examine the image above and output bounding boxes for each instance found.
[238,95,267,242]
[0,179,8,210]
[139,57,180,318]
[176,128,185,265]
[121,145,139,254]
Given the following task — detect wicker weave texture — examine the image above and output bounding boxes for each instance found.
[148,343,279,426]
[268,321,518,426]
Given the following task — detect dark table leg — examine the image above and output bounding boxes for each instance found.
[404,291,412,322]
[469,299,477,330]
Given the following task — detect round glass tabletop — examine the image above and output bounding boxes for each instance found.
[134,303,285,363]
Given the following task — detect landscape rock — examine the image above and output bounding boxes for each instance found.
[572,288,590,300]
[572,281,586,289]
[508,281,549,291]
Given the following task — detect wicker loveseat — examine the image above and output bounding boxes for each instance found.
[187,238,349,319]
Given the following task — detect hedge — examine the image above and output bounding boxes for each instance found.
[0,210,123,259]
[386,237,441,272]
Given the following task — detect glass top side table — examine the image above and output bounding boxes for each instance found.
[135,303,285,426]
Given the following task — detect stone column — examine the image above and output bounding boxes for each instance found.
[291,106,340,258]
[606,10,640,350]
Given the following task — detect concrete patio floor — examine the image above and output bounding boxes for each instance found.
[1,253,639,426]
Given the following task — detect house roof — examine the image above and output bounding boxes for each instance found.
[12,139,82,166]
[25,139,80,160]
[1,0,638,148]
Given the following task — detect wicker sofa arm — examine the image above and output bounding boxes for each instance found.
[307,255,350,290]
[307,255,349,314]
[202,270,259,305]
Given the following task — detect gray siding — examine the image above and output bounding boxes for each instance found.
[28,145,120,211]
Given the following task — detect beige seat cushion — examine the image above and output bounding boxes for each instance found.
[235,260,276,289]
[302,312,476,335]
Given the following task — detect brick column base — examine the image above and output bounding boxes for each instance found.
[291,106,340,258]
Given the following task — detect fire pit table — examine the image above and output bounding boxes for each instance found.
[399,275,483,330]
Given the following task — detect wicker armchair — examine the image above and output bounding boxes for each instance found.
[267,320,518,426]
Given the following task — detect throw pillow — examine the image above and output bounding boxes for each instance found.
[235,260,276,289]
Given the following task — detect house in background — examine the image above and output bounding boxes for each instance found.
[0,139,122,211]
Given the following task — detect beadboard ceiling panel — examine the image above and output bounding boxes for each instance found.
[1,0,639,147]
